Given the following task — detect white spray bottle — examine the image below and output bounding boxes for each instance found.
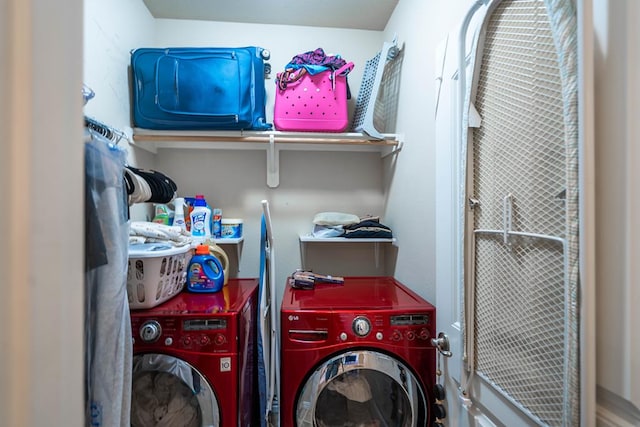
[173,197,187,231]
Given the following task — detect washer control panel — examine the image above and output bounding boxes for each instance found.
[131,316,232,353]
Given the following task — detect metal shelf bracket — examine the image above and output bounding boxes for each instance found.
[266,133,280,188]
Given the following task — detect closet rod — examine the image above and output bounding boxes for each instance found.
[85,116,128,144]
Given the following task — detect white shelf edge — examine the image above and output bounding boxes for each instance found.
[299,234,396,243]
[189,237,244,245]
[298,233,396,269]
[214,237,244,245]
[133,128,399,141]
[131,129,402,188]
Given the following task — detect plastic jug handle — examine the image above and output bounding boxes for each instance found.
[209,244,230,285]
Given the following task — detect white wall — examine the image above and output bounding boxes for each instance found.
[593,0,640,423]
[382,0,472,303]
[83,0,154,133]
[83,0,157,218]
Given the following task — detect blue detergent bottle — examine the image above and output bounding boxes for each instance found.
[186,244,225,293]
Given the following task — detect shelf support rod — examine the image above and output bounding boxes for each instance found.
[266,133,280,188]
[299,238,307,269]
[380,133,404,159]
[374,243,380,268]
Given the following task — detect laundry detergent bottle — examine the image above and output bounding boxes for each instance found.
[186,244,225,293]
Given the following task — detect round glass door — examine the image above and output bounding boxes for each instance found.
[296,350,427,427]
[131,354,220,427]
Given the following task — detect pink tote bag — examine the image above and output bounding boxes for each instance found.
[274,62,354,132]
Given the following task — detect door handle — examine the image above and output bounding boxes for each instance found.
[431,332,453,358]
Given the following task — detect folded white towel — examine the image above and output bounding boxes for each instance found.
[313,212,360,226]
[129,221,192,247]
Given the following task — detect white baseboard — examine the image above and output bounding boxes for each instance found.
[597,387,640,427]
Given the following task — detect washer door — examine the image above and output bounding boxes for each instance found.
[296,350,428,427]
[131,354,220,427]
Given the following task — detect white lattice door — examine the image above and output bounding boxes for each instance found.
[435,1,581,426]
[468,1,579,425]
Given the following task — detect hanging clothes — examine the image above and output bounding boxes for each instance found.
[84,130,132,427]
[124,166,178,205]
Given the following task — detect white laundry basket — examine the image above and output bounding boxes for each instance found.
[127,243,193,309]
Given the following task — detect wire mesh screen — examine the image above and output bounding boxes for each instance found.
[471,0,570,425]
[351,51,381,131]
[372,48,404,134]
[351,45,403,134]
[474,235,566,425]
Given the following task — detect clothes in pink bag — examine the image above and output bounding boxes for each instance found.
[274,61,354,132]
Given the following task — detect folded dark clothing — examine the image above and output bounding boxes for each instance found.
[343,219,393,239]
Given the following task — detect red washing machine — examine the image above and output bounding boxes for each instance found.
[280,276,437,427]
[129,278,258,427]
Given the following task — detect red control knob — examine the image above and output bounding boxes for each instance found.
[391,331,402,341]
[200,335,210,346]
[406,330,416,341]
[419,329,430,340]
[182,336,192,346]
[214,333,226,345]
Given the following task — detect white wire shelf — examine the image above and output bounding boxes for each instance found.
[131,129,403,188]
[299,234,396,243]
[298,233,397,268]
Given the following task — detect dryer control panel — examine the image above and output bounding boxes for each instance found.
[283,311,435,348]
[338,312,433,345]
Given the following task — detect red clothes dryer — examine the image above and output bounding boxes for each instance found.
[280,276,437,427]
[129,278,258,427]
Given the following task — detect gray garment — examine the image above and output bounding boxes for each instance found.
[85,133,132,427]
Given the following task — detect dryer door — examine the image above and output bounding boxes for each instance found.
[131,354,220,427]
[296,350,428,427]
